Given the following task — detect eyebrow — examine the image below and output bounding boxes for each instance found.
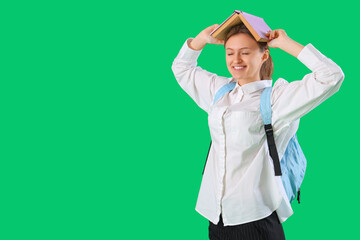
[226,47,250,50]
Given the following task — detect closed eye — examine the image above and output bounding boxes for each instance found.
[227,53,249,56]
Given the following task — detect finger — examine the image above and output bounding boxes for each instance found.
[271,31,276,39]
[275,31,280,37]
[267,31,274,39]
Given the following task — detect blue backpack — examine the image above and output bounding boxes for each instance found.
[203,82,307,204]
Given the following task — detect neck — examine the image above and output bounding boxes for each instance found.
[237,78,261,86]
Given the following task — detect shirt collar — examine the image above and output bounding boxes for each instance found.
[232,78,273,94]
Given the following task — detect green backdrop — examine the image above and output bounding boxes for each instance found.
[1,1,358,239]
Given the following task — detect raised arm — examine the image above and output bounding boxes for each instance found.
[171,24,231,113]
[265,29,345,126]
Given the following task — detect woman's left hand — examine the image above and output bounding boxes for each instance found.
[265,29,291,49]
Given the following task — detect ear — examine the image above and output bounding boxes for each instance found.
[262,49,270,62]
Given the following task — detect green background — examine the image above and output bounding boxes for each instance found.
[1,1,358,239]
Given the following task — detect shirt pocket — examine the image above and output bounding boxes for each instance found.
[229,110,264,147]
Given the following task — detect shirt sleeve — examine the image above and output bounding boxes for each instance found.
[271,43,345,126]
[171,38,231,113]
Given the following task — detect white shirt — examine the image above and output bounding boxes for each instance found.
[171,37,345,226]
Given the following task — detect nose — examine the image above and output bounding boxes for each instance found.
[234,54,243,63]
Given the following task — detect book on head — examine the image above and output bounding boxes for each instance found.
[210,10,272,42]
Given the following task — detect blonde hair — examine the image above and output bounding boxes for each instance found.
[224,23,273,80]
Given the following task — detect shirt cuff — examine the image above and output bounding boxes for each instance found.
[297,43,325,72]
[175,38,203,62]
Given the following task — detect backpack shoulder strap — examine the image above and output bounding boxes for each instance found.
[260,86,282,176]
[213,82,236,104]
[260,87,272,125]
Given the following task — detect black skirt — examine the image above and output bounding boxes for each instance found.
[208,211,286,240]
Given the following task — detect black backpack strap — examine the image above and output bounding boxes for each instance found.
[264,124,282,176]
[203,141,212,175]
[297,188,301,204]
[260,87,282,176]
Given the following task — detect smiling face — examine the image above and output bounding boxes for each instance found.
[225,33,269,86]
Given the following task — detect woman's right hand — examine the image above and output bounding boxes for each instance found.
[198,24,225,45]
[189,24,224,50]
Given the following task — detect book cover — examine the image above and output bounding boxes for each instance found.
[210,10,272,42]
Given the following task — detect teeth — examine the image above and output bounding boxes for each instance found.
[234,66,244,69]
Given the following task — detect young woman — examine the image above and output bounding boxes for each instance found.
[171,23,344,240]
